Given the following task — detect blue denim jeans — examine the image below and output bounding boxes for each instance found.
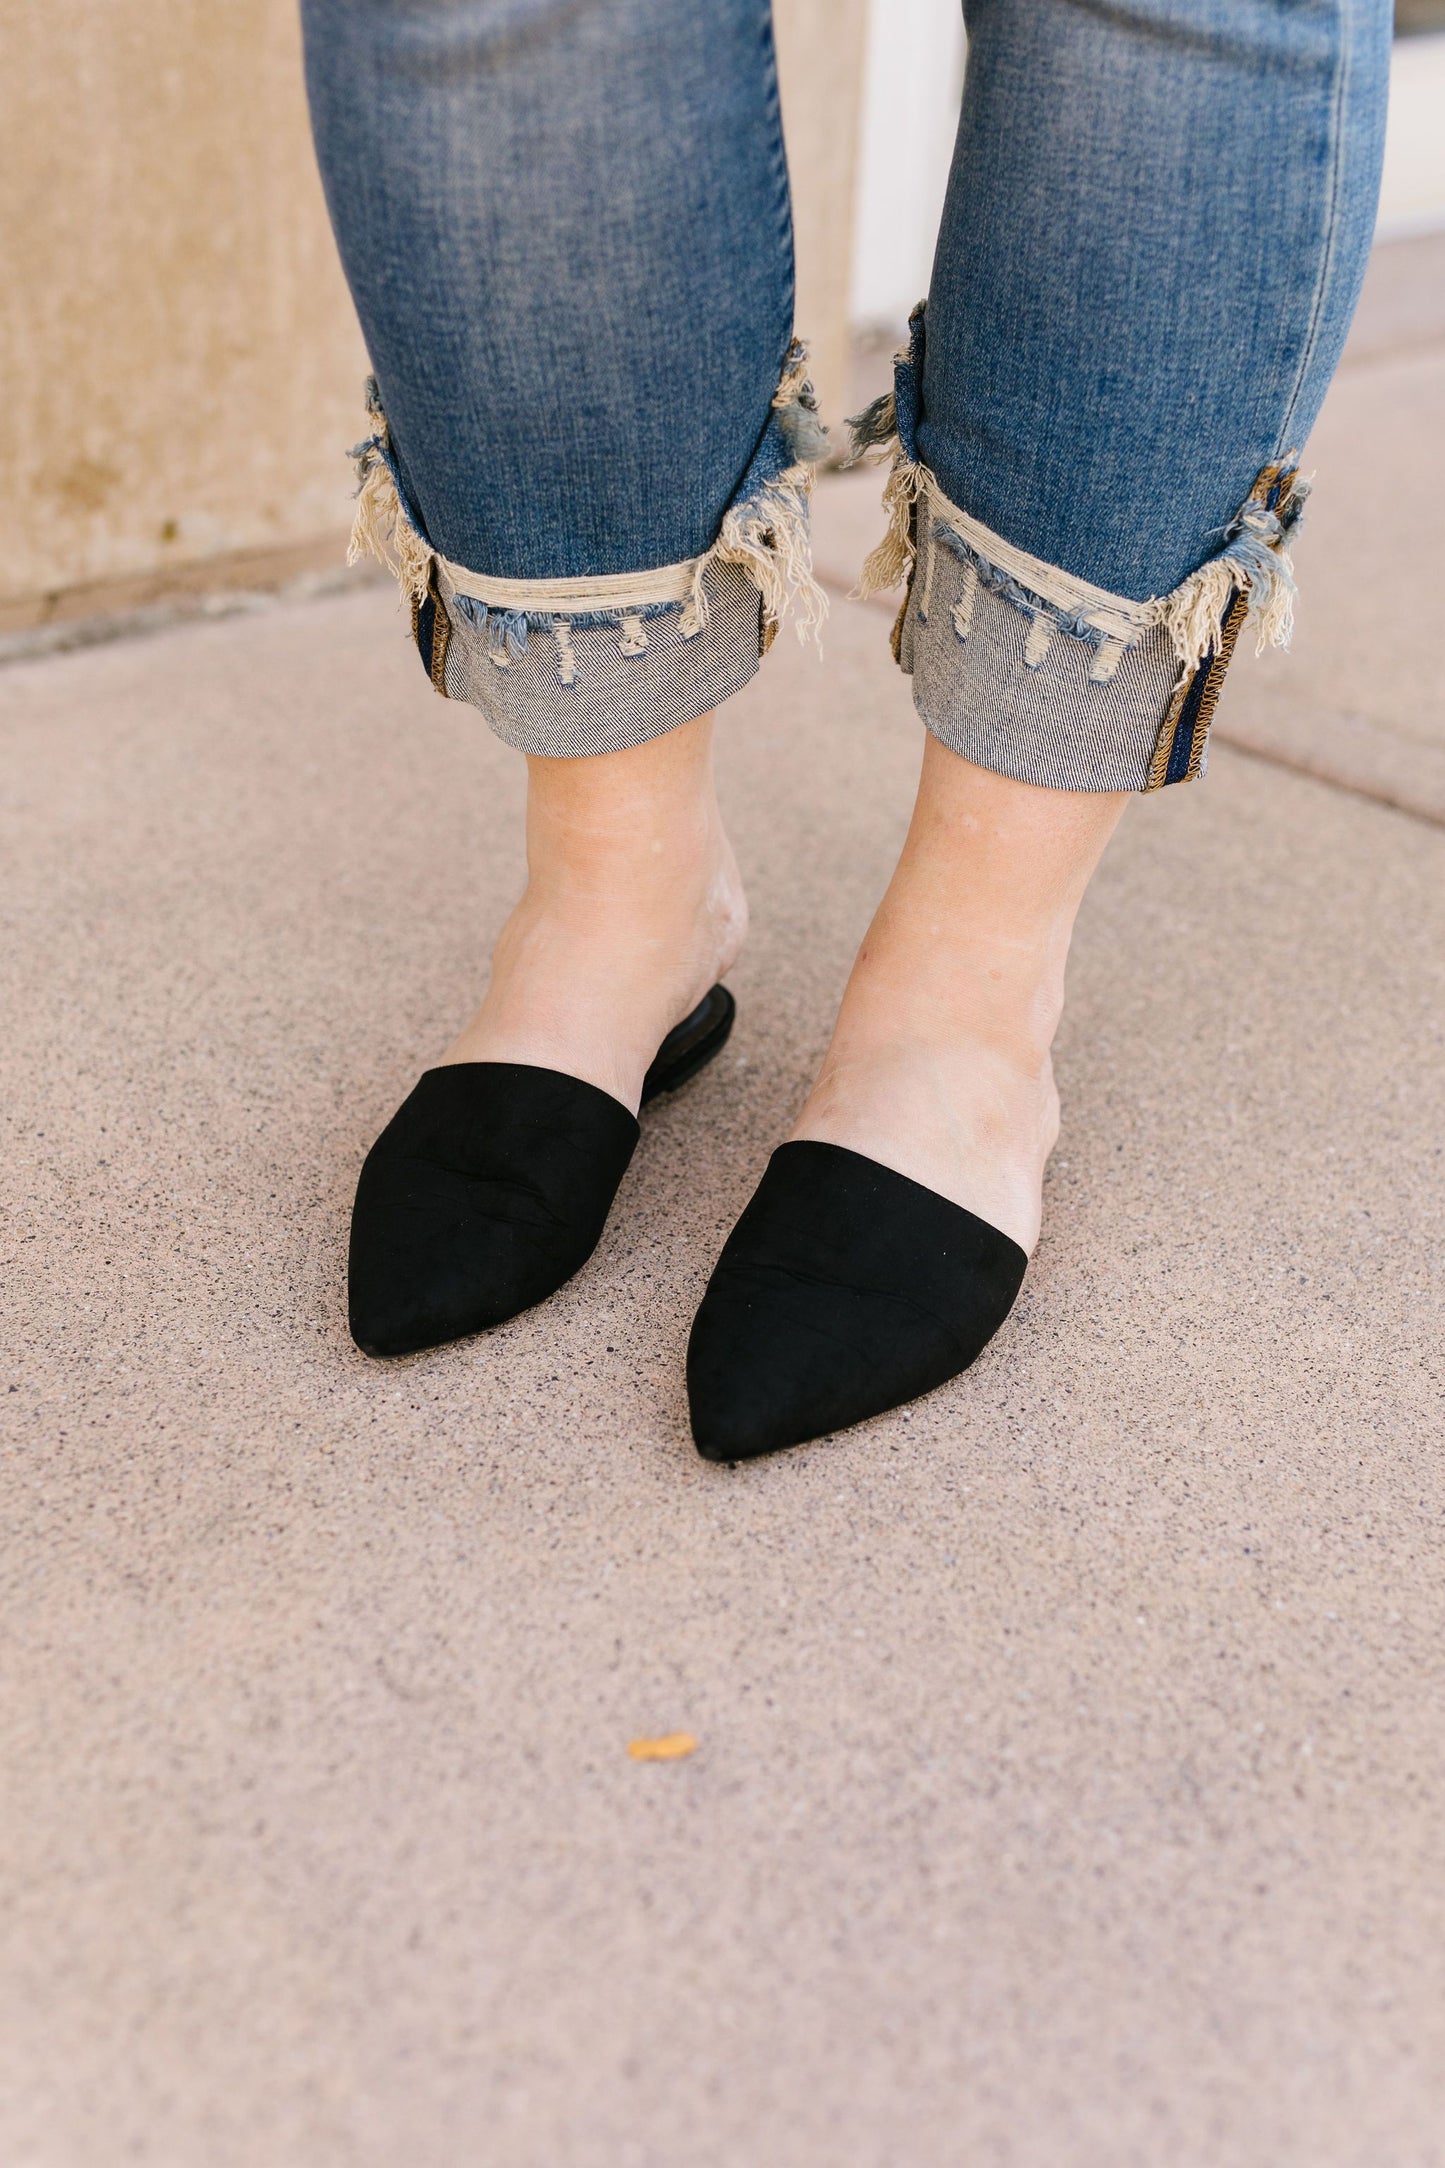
[301,0,1389,791]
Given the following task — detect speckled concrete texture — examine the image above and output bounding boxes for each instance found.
[1221,335,1445,821]
[4,469,1445,2162]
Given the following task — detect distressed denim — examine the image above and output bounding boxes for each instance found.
[302,0,1389,791]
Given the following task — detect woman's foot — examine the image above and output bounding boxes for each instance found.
[687,741,1126,1457]
[349,711,745,1358]
[790,737,1126,1252]
[440,710,747,1112]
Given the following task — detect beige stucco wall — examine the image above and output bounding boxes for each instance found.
[774,0,870,449]
[6,0,865,631]
[6,1,368,625]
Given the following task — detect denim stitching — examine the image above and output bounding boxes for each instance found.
[1277,0,1352,456]
[350,343,827,689]
[932,523,1116,655]
[1144,587,1249,791]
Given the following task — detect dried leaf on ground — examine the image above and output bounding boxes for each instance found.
[627,1732,698,1762]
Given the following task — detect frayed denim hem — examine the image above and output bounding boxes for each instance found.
[346,343,828,759]
[849,304,1309,793]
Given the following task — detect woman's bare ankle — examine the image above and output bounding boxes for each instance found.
[793,1028,1061,1252]
[438,712,746,1110]
[791,739,1124,1253]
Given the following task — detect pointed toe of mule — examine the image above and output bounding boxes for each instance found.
[687,1141,1028,1461]
[348,1062,639,1357]
[348,985,735,1358]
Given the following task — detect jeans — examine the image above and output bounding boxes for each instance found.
[301,0,1389,791]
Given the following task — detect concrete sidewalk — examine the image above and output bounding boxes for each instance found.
[3,266,1444,2164]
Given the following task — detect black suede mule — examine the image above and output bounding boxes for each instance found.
[348,984,734,1357]
[687,1140,1027,1461]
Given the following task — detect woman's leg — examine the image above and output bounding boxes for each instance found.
[301,0,801,589]
[442,712,747,1112]
[301,0,818,1104]
[301,1,822,1354]
[692,0,1390,1456]
[801,0,1390,1231]
[794,748,1124,1254]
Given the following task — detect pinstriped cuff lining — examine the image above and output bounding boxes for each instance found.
[895,476,1256,793]
[415,557,766,759]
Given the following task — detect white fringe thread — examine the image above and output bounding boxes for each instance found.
[351,355,830,654]
[1158,494,1302,676]
[679,341,830,648]
[854,395,1303,685]
[347,386,433,610]
[679,462,828,648]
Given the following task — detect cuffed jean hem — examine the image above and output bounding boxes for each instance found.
[422,555,766,758]
[852,308,1309,795]
[870,466,1306,795]
[346,342,828,760]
